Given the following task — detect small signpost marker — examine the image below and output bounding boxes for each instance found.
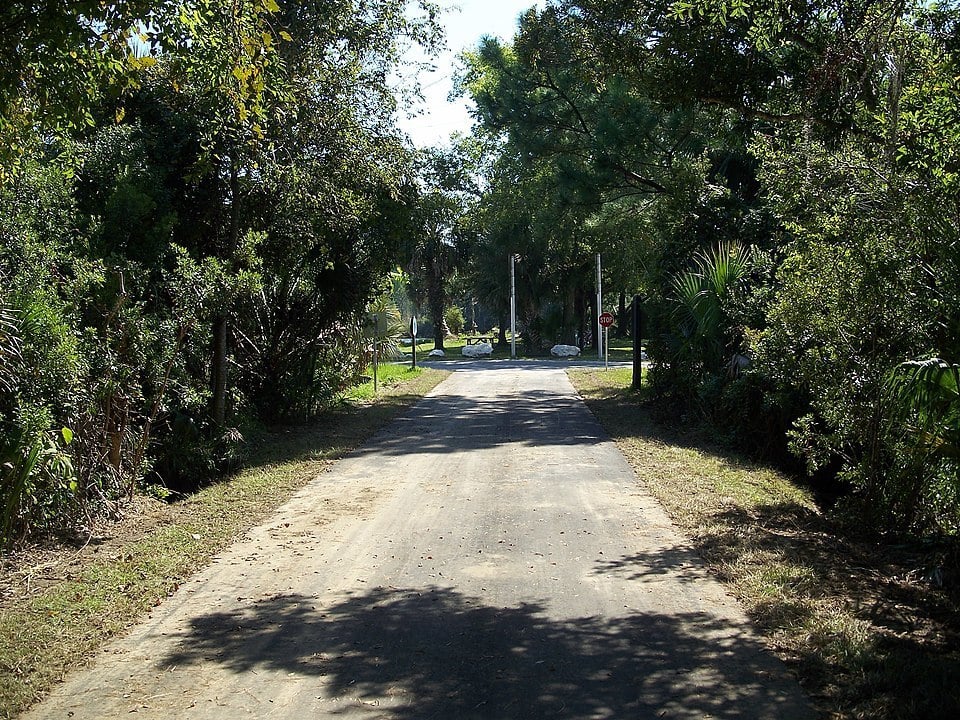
[599,311,615,370]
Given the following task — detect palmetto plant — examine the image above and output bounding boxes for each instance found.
[361,294,406,363]
[670,241,752,373]
[888,358,960,460]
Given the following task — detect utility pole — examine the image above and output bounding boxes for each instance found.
[510,254,517,359]
[596,253,602,360]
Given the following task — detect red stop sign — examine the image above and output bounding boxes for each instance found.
[599,312,615,328]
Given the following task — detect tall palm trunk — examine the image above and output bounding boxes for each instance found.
[428,275,446,351]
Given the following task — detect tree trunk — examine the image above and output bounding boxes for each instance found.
[428,278,446,351]
[210,314,228,425]
[588,293,599,351]
[575,289,586,349]
[210,157,241,425]
[561,285,577,345]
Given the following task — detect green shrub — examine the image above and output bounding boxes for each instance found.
[445,306,465,336]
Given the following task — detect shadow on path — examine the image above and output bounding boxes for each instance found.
[162,586,810,719]
[351,388,606,458]
[593,543,710,586]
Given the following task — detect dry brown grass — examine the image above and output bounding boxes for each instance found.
[569,367,960,720]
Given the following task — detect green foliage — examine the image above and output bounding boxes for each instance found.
[406,144,478,350]
[444,307,465,336]
[0,1,441,544]
[365,294,407,363]
[669,241,752,376]
[890,359,960,461]
[1,427,75,547]
[0,162,86,543]
[1,0,957,546]
[746,115,960,529]
[460,0,960,536]
[0,296,19,394]
[0,1,153,176]
[880,359,960,532]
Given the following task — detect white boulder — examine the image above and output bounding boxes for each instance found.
[427,349,445,357]
[551,344,581,357]
[461,342,493,358]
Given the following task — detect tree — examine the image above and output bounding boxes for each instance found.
[460,3,739,352]
[460,0,960,532]
[0,0,444,541]
[0,1,159,172]
[229,0,437,418]
[406,144,479,351]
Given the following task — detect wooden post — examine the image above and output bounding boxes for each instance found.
[632,295,643,389]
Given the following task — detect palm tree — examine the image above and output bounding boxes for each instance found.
[409,222,459,351]
[363,294,406,363]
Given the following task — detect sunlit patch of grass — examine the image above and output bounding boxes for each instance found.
[751,560,820,598]
[344,363,426,401]
[805,606,876,670]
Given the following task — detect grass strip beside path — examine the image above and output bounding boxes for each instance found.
[0,367,448,719]
[568,367,960,720]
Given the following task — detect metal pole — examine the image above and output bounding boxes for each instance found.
[596,253,602,360]
[510,254,517,359]
[373,339,378,395]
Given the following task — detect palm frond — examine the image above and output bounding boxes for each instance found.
[888,358,960,459]
[0,297,22,394]
[365,295,405,360]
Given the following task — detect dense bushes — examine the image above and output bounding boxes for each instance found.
[0,1,440,547]
[464,0,960,537]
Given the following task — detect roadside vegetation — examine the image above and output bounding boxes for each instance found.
[8,1,958,562]
[0,367,447,719]
[460,0,960,547]
[0,1,450,550]
[3,2,960,717]
[570,367,960,719]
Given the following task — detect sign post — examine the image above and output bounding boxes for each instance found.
[599,311,615,370]
[410,316,418,369]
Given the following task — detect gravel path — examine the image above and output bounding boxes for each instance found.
[25,366,813,719]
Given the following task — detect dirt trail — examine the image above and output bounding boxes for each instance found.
[25,366,813,719]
